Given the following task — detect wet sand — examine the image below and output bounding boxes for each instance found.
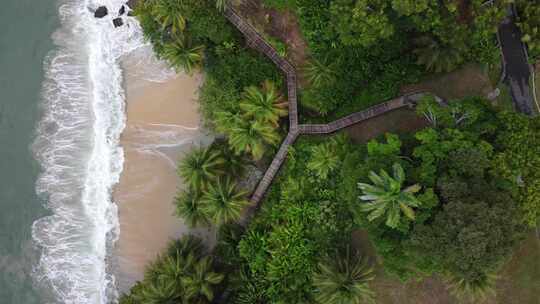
[113,63,213,291]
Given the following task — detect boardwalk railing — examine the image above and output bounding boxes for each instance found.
[224,5,432,224]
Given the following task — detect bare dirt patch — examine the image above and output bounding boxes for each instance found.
[401,63,494,101]
[233,0,309,83]
[345,107,428,143]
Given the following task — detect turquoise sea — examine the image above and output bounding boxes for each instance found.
[0,0,57,302]
[1,0,145,302]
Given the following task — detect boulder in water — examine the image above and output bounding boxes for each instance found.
[94,6,108,18]
[119,5,126,16]
[113,18,124,28]
[126,0,138,10]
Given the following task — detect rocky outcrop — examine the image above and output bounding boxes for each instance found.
[94,6,108,18]
[113,18,124,28]
[125,0,138,9]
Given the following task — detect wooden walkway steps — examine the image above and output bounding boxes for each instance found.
[223,5,430,221]
[224,7,299,130]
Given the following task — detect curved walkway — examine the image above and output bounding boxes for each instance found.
[224,6,431,223]
[497,4,539,115]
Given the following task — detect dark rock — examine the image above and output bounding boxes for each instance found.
[113,18,124,28]
[119,5,125,16]
[94,6,108,18]
[125,0,138,9]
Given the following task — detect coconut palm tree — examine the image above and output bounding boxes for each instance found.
[178,146,224,191]
[152,0,187,35]
[162,39,204,75]
[212,141,247,179]
[313,247,376,304]
[414,36,464,73]
[166,234,206,259]
[304,58,337,88]
[358,163,422,229]
[239,80,288,128]
[216,112,281,160]
[215,0,227,12]
[307,142,340,179]
[175,190,211,228]
[201,178,248,225]
[136,278,183,304]
[182,256,225,302]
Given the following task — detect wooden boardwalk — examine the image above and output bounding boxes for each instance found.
[223,5,429,219]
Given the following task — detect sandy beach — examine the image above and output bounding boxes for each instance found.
[113,57,213,292]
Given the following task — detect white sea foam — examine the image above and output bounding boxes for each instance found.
[32,0,149,303]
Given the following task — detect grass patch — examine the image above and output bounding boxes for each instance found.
[496,231,540,304]
[494,84,514,111]
[352,230,540,304]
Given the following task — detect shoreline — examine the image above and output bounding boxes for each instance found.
[112,54,214,292]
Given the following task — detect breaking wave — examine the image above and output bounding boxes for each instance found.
[32,0,145,302]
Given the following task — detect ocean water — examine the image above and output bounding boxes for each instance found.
[0,0,57,302]
[0,0,157,303]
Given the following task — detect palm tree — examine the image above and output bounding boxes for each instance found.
[216,223,245,264]
[216,112,281,160]
[135,278,183,304]
[313,247,376,304]
[307,142,340,179]
[182,256,225,302]
[358,163,422,229]
[201,178,248,225]
[151,0,187,35]
[414,36,464,73]
[213,141,247,179]
[304,58,337,88]
[446,272,498,302]
[215,0,227,12]
[178,146,224,191]
[175,190,211,228]
[239,80,288,128]
[162,39,204,75]
[166,234,206,259]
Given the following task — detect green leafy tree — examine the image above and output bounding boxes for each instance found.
[162,39,204,74]
[216,112,281,160]
[410,196,525,300]
[213,140,247,179]
[330,0,394,47]
[304,58,337,88]
[358,163,422,228]
[182,256,225,302]
[178,146,224,191]
[313,247,376,304]
[201,178,249,225]
[307,142,340,179]
[494,112,540,226]
[215,0,227,12]
[151,0,187,35]
[391,0,430,16]
[175,190,210,227]
[516,0,540,58]
[239,80,288,128]
[414,36,465,73]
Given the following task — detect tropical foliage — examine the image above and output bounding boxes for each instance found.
[175,141,249,228]
[119,236,224,304]
[131,0,539,302]
[358,163,422,229]
[178,146,223,190]
[313,247,375,304]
